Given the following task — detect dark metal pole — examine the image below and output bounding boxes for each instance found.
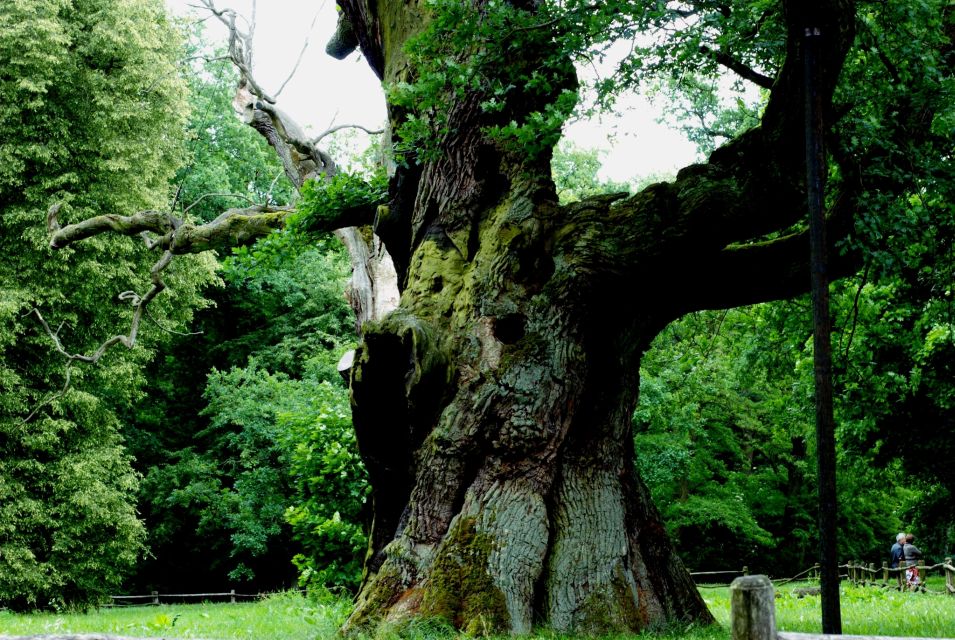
[804,25,842,635]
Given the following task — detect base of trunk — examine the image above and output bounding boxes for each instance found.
[344,460,713,635]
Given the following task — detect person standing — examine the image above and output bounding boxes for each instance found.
[903,533,924,591]
[890,532,906,589]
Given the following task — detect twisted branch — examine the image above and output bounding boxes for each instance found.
[33,249,173,365]
[48,203,298,255]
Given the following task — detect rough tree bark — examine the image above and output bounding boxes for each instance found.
[330,0,853,634]
[46,0,953,634]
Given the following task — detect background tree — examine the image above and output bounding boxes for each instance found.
[120,38,369,593]
[634,298,921,575]
[0,0,216,609]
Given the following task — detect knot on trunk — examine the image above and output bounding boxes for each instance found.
[326,12,359,59]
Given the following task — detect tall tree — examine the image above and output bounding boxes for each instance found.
[0,0,215,609]
[47,0,953,633]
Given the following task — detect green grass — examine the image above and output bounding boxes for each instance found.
[0,590,350,640]
[0,582,952,639]
[700,579,955,639]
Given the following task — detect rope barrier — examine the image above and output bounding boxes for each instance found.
[692,559,955,596]
[693,565,820,589]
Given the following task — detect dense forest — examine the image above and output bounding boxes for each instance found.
[1,0,952,634]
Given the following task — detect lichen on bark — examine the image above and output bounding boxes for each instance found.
[420,515,511,633]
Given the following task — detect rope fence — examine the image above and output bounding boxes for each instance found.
[844,558,955,595]
[691,558,955,595]
[106,561,955,607]
[106,589,285,607]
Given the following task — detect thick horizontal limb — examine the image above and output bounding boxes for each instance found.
[48,210,174,249]
[48,202,379,255]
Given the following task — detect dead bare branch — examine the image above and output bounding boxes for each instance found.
[145,308,204,337]
[47,210,175,249]
[312,123,385,145]
[49,204,295,254]
[266,169,286,203]
[46,202,62,233]
[18,362,72,427]
[198,0,277,103]
[273,7,321,99]
[49,209,175,249]
[32,249,173,365]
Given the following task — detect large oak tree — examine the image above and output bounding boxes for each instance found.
[49,0,953,633]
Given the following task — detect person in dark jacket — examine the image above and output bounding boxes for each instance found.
[890,532,906,588]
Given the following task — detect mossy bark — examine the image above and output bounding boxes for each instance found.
[333,0,855,634]
[345,181,716,633]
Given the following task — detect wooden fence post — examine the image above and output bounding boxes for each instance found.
[868,562,875,587]
[151,590,159,605]
[882,561,889,585]
[946,557,953,595]
[731,575,776,640]
[230,589,236,604]
[814,562,820,581]
[743,565,750,576]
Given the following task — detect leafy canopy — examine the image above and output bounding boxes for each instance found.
[0,0,215,609]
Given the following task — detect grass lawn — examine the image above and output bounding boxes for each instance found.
[0,580,952,639]
[701,578,955,639]
[0,591,350,640]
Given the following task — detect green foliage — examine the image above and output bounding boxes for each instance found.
[550,141,636,204]
[0,0,216,610]
[636,307,814,572]
[638,252,955,571]
[129,236,367,592]
[626,0,955,575]
[280,369,369,592]
[652,76,766,156]
[635,298,923,574]
[827,271,955,556]
[295,171,389,234]
[388,0,578,163]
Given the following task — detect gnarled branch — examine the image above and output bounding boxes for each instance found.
[48,208,175,249]
[33,248,173,365]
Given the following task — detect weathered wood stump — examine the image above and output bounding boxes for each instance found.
[731,574,776,640]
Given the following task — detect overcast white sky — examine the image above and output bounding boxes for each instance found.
[166,0,700,183]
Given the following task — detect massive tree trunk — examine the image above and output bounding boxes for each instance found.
[331,0,855,634]
[348,194,708,633]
